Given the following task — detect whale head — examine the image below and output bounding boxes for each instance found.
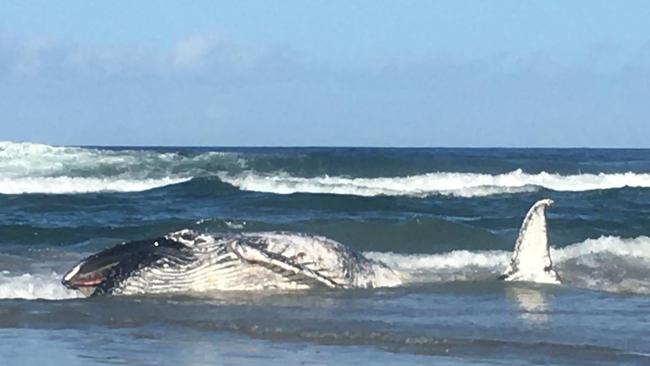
[62,236,194,296]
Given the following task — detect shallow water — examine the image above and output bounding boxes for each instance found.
[3,284,649,365]
[1,142,650,365]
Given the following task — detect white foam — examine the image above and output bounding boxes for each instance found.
[0,141,166,177]
[366,235,650,294]
[0,141,246,194]
[367,236,650,273]
[0,176,190,194]
[0,142,243,173]
[552,235,650,261]
[218,169,650,198]
[366,250,510,272]
[0,271,81,300]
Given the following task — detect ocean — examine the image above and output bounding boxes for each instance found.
[1,141,650,365]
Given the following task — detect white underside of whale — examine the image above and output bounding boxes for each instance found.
[114,231,403,295]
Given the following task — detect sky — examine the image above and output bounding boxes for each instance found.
[1,1,649,147]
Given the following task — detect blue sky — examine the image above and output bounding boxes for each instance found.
[1,1,649,147]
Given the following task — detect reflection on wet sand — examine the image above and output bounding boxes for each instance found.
[506,286,550,325]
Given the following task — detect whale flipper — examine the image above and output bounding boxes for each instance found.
[500,199,561,284]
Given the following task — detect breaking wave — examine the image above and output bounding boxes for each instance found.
[3,142,650,196]
[366,235,650,294]
[0,177,190,194]
[0,271,81,300]
[218,170,650,198]
[0,141,241,194]
[0,141,244,177]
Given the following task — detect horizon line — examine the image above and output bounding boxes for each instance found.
[81,144,650,150]
[4,140,649,150]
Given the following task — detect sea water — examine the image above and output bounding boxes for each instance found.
[1,142,649,365]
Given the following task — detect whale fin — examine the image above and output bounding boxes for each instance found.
[500,199,561,284]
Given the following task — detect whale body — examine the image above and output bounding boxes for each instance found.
[62,230,402,296]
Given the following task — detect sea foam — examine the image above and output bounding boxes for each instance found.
[366,235,650,294]
[0,141,240,194]
[0,177,190,194]
[0,271,81,300]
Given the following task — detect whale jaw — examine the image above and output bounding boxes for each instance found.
[61,236,195,296]
[501,199,561,285]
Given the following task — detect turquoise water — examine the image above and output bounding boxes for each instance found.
[1,142,650,365]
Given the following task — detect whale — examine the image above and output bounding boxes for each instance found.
[62,199,559,297]
[62,231,403,296]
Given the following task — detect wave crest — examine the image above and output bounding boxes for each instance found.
[0,271,81,300]
[3,142,650,196]
[218,169,650,198]
[0,141,242,194]
[0,176,190,194]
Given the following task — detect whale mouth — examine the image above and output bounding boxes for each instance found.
[66,283,101,297]
[63,271,105,288]
[61,262,109,296]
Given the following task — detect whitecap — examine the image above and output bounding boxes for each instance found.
[218,169,650,198]
[0,176,191,194]
[0,271,81,300]
[366,235,650,294]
